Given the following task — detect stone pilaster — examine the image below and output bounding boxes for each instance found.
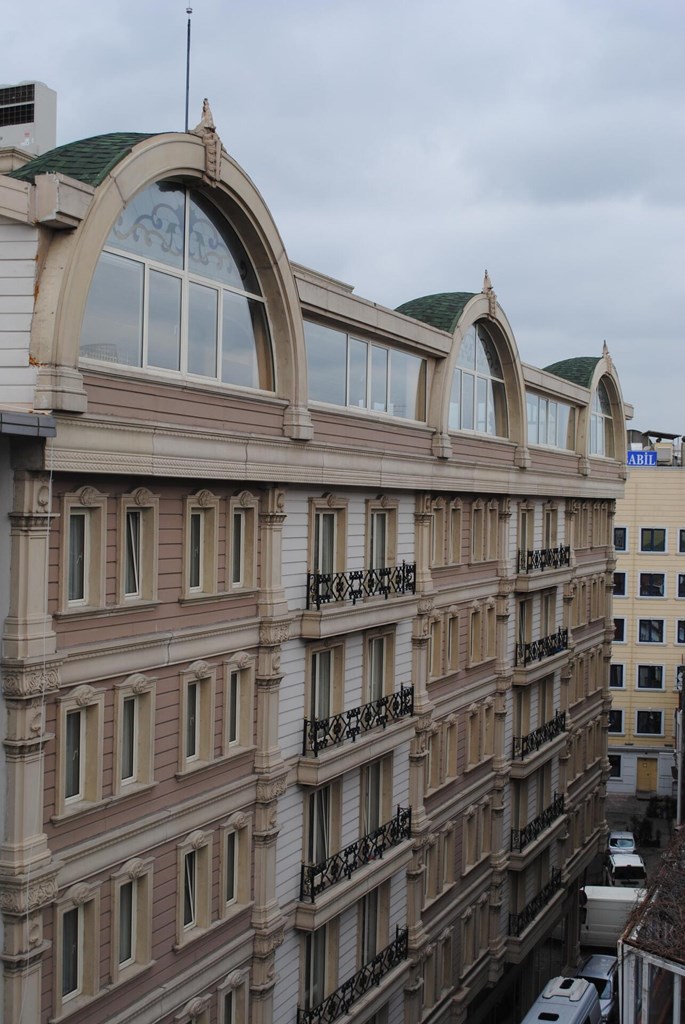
[258,488,287,619]
[413,495,434,593]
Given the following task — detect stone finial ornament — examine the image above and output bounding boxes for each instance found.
[191,98,222,186]
[482,270,497,317]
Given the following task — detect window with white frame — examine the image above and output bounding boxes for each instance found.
[640,527,666,553]
[678,621,685,644]
[614,618,625,642]
[638,619,665,643]
[80,181,273,390]
[366,498,398,572]
[57,685,104,816]
[636,710,663,736]
[61,487,107,611]
[449,322,507,436]
[56,884,100,1013]
[608,754,621,779]
[589,379,614,457]
[613,572,626,596]
[111,858,153,983]
[361,757,391,835]
[608,709,623,734]
[304,321,427,420]
[680,528,685,554]
[307,784,340,867]
[359,885,388,965]
[228,491,258,590]
[114,673,155,795]
[303,924,331,1012]
[220,812,251,914]
[119,488,158,603]
[365,631,394,703]
[224,654,254,753]
[639,572,665,598]
[184,491,219,598]
[177,830,212,944]
[310,496,348,588]
[180,661,216,771]
[613,526,627,551]
[678,574,685,599]
[526,391,573,449]
[637,665,664,689]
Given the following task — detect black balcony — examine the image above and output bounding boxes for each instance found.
[302,686,414,756]
[306,562,416,611]
[508,867,562,937]
[517,546,571,574]
[301,807,411,902]
[297,926,408,1024]
[511,793,565,851]
[512,711,566,760]
[516,627,568,667]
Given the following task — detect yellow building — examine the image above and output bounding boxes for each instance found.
[609,433,685,797]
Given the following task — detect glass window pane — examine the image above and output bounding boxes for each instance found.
[548,401,557,446]
[62,907,80,996]
[228,671,239,744]
[188,194,261,292]
[222,290,261,387]
[121,697,136,781]
[119,881,134,964]
[81,252,143,366]
[457,326,476,369]
[107,181,185,269]
[370,345,388,411]
[526,393,539,444]
[189,511,203,590]
[389,350,425,420]
[184,850,196,926]
[231,511,244,586]
[305,322,346,405]
[461,372,475,429]
[125,509,141,597]
[148,270,181,370]
[348,338,368,408]
[68,513,86,603]
[188,282,218,377]
[65,710,81,799]
[476,375,488,432]
[186,682,198,759]
[449,369,461,429]
[226,831,236,902]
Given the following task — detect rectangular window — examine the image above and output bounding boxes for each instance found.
[68,511,87,604]
[640,527,666,553]
[183,849,196,929]
[637,665,664,689]
[231,510,244,586]
[613,572,626,596]
[62,905,81,998]
[118,880,135,966]
[120,696,136,783]
[608,709,623,734]
[636,710,663,735]
[225,831,237,905]
[361,759,389,835]
[228,495,257,591]
[369,510,388,570]
[189,510,204,591]
[186,681,199,761]
[181,664,215,770]
[608,754,621,778]
[680,529,685,554]
[227,670,240,746]
[65,709,84,801]
[614,618,625,642]
[609,664,624,688]
[314,510,336,575]
[367,634,391,702]
[638,619,664,643]
[679,574,685,598]
[613,526,627,551]
[678,620,685,644]
[124,508,141,597]
[304,926,328,1011]
[308,787,331,865]
[639,573,665,597]
[360,889,380,964]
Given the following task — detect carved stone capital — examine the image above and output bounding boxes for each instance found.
[2,662,60,698]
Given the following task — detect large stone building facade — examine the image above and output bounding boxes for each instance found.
[0,117,627,1024]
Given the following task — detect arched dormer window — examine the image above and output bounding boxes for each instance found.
[589,380,614,457]
[80,180,273,390]
[448,323,507,436]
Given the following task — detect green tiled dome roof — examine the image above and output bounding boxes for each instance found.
[8,133,155,187]
[543,356,601,388]
[395,292,476,333]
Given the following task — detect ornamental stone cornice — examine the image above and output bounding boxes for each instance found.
[0,870,58,916]
[2,661,61,698]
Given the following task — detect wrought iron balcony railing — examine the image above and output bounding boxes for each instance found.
[508,867,562,937]
[297,926,408,1024]
[512,710,566,760]
[511,793,565,851]
[515,627,568,667]
[517,546,571,574]
[302,685,414,756]
[300,807,411,902]
[306,562,416,610]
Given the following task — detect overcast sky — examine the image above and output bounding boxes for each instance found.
[5,0,685,432]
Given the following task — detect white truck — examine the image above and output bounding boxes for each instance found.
[580,885,645,948]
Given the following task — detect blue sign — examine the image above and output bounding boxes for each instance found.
[627,450,657,467]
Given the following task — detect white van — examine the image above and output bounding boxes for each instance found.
[520,976,601,1024]
[603,852,647,887]
[580,885,645,948]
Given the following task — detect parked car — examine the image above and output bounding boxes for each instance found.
[607,830,637,854]
[575,953,618,1023]
[520,976,601,1024]
[604,852,647,887]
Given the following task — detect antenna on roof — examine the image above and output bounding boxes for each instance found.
[184,7,193,132]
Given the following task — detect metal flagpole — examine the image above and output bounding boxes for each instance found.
[184,7,193,132]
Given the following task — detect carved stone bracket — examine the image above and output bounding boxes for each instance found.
[2,662,60,699]
[0,870,58,917]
